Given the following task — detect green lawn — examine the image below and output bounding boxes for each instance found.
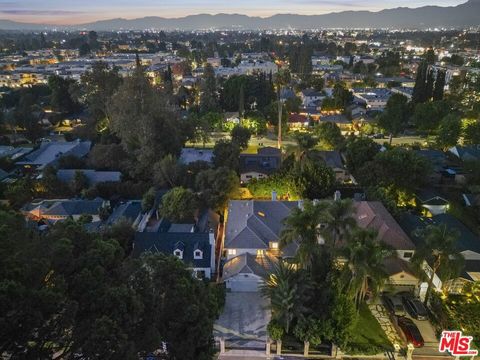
[346,303,393,355]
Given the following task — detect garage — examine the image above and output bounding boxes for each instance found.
[222,253,269,292]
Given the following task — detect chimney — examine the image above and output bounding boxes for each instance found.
[271,190,277,201]
[334,190,341,202]
[298,200,304,210]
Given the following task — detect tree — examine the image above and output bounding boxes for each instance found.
[412,224,464,305]
[294,317,331,354]
[293,132,317,159]
[141,187,156,212]
[88,143,128,171]
[462,120,480,145]
[433,69,446,101]
[340,228,394,307]
[425,48,436,65]
[436,114,461,150]
[412,101,449,133]
[160,187,197,223]
[70,170,89,194]
[109,68,184,178]
[200,63,218,113]
[293,159,335,200]
[212,139,240,171]
[195,167,239,211]
[323,199,356,248]
[344,137,379,175]
[81,61,122,123]
[378,93,410,142]
[332,83,353,110]
[4,178,34,209]
[412,61,428,104]
[315,122,345,150]
[231,125,251,150]
[280,200,330,268]
[261,261,310,333]
[153,155,186,188]
[48,75,81,114]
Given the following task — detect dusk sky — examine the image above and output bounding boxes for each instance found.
[0,0,467,25]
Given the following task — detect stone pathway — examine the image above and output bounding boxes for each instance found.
[368,303,404,346]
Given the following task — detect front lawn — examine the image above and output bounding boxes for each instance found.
[344,303,393,355]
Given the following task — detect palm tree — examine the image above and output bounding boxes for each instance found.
[412,224,463,305]
[280,199,330,268]
[323,198,356,249]
[340,228,394,307]
[261,261,310,334]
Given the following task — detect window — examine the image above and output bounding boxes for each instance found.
[174,249,183,259]
[194,250,203,259]
[270,242,279,249]
[256,249,264,256]
[196,270,206,279]
[227,249,236,256]
[403,252,413,259]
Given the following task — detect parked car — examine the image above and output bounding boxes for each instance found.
[402,296,429,321]
[397,317,424,348]
[382,294,407,316]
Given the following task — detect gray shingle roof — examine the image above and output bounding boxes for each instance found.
[133,232,212,268]
[224,200,299,249]
[223,253,276,280]
[57,169,121,184]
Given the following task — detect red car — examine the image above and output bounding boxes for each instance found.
[397,317,424,348]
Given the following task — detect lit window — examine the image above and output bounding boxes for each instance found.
[227,249,236,256]
[257,249,264,256]
[270,242,279,249]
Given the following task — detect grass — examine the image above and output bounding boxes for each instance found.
[346,303,393,355]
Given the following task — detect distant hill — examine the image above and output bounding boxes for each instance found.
[1,0,480,30]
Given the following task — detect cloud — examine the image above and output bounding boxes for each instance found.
[0,9,85,16]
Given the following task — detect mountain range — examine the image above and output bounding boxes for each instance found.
[1,0,480,31]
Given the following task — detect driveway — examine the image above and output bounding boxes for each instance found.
[214,292,270,349]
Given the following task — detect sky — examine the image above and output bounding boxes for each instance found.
[0,0,467,25]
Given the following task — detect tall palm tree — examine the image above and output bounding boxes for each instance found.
[340,228,394,307]
[412,224,463,305]
[261,261,310,334]
[323,198,356,249]
[280,200,330,268]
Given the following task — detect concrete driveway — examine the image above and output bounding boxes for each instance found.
[214,292,271,348]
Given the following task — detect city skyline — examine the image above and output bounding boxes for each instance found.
[0,0,467,25]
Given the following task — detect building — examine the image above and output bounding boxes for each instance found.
[16,139,91,171]
[354,201,416,261]
[133,230,216,279]
[56,169,121,185]
[449,145,480,162]
[239,147,282,183]
[314,151,350,183]
[22,198,106,222]
[180,148,214,165]
[300,88,324,108]
[223,200,300,260]
[352,88,392,111]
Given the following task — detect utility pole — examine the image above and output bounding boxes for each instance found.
[277,90,283,149]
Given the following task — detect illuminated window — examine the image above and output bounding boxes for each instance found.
[257,249,264,256]
[227,249,236,256]
[270,242,279,249]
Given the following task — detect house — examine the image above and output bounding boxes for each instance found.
[239,147,282,183]
[16,139,91,170]
[354,201,416,261]
[288,113,309,128]
[319,114,352,133]
[223,252,276,292]
[391,86,414,100]
[462,193,480,207]
[22,198,106,222]
[56,169,122,185]
[415,188,449,216]
[133,230,216,279]
[415,149,448,183]
[106,200,143,227]
[300,88,324,108]
[449,145,480,162]
[223,200,300,260]
[314,151,350,183]
[400,213,480,294]
[180,148,214,165]
[352,88,392,111]
[384,257,421,293]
